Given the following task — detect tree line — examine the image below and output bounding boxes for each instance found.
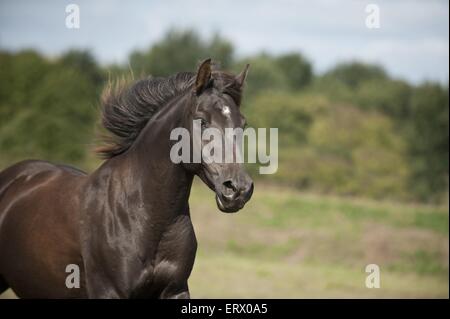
[0,29,448,203]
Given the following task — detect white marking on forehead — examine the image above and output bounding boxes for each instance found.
[222,105,231,116]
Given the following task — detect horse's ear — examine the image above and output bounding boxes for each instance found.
[195,58,212,95]
[235,64,250,89]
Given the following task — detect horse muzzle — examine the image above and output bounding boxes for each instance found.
[215,179,254,213]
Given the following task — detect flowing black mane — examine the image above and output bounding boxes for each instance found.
[97,72,195,158]
[97,70,242,159]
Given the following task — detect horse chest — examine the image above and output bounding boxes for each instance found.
[131,216,197,297]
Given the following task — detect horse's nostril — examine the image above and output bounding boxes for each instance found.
[223,180,237,193]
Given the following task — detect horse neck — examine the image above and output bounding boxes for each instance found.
[91,92,194,237]
[128,92,194,217]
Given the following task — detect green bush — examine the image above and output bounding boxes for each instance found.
[0,50,101,167]
[246,91,412,200]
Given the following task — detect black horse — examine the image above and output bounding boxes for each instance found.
[0,59,253,298]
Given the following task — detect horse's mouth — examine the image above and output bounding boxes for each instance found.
[215,193,245,213]
[197,165,253,213]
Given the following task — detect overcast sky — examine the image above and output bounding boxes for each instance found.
[0,0,448,84]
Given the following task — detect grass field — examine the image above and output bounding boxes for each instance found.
[1,180,448,298]
[188,181,448,298]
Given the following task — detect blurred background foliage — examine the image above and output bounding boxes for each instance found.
[0,29,448,204]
